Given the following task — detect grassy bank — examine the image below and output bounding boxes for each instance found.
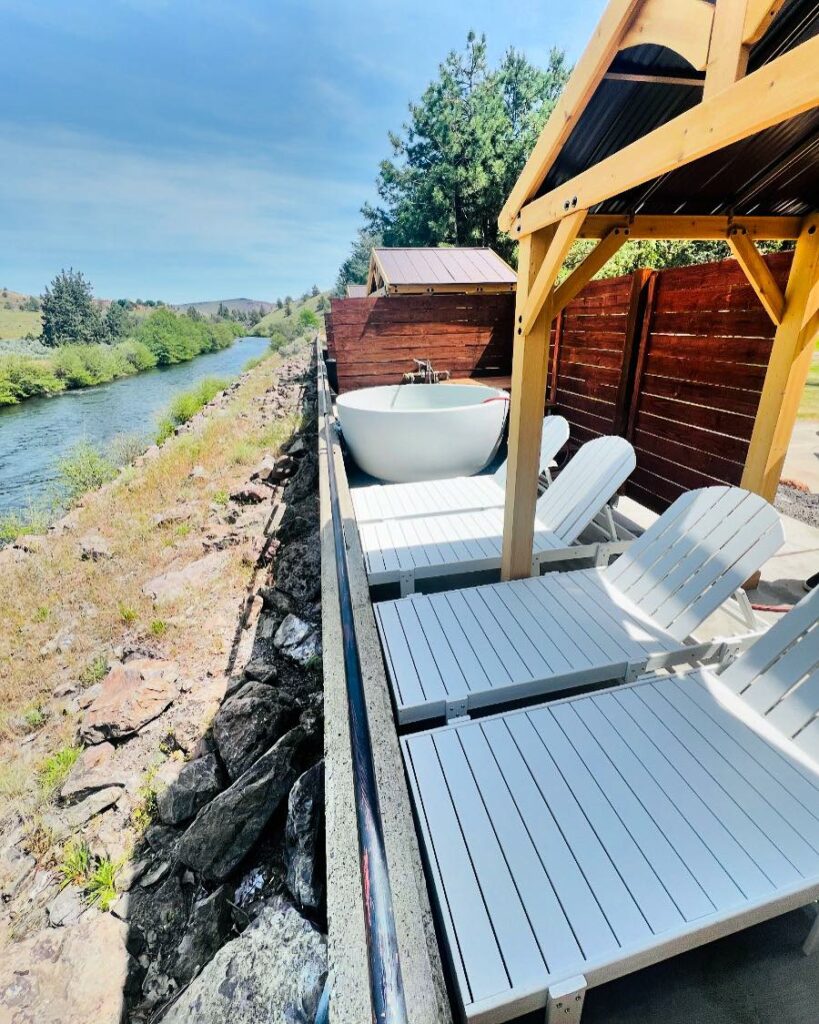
[0,311,242,407]
[0,343,307,795]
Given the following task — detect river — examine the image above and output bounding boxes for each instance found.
[0,335,270,515]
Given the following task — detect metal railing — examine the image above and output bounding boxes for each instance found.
[318,346,408,1024]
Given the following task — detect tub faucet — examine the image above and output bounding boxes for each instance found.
[404,358,450,384]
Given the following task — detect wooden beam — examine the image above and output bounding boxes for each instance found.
[604,71,704,87]
[517,35,819,237]
[501,230,555,581]
[522,210,587,333]
[727,230,786,325]
[579,214,802,240]
[744,0,787,45]
[552,228,629,315]
[703,0,751,101]
[499,0,642,233]
[741,214,819,501]
[620,0,714,72]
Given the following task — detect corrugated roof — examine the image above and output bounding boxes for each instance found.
[346,283,367,297]
[372,247,517,287]
[536,0,819,218]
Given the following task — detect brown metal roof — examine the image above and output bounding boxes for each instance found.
[536,0,819,218]
[372,247,517,288]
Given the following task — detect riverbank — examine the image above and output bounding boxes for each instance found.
[0,314,242,408]
[0,336,274,519]
[0,337,325,1020]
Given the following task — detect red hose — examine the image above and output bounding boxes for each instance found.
[750,603,794,613]
[482,395,510,404]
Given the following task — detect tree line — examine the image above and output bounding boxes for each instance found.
[336,32,788,293]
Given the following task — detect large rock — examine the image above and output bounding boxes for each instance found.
[143,551,230,603]
[285,762,324,914]
[127,873,188,961]
[0,913,131,1024]
[162,898,326,1024]
[178,727,305,882]
[59,742,132,804]
[0,843,35,903]
[213,683,296,780]
[173,885,233,983]
[44,787,124,839]
[46,885,84,927]
[274,538,320,604]
[79,658,178,744]
[274,614,321,666]
[156,753,225,826]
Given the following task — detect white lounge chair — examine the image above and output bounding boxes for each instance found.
[402,588,819,1023]
[360,434,636,594]
[375,486,784,724]
[351,415,570,524]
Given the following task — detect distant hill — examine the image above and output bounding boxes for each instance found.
[252,292,330,335]
[175,298,275,316]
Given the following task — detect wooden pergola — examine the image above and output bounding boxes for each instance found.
[500,0,819,580]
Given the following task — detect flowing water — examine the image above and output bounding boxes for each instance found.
[0,335,270,514]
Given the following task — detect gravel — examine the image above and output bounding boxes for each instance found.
[775,482,819,528]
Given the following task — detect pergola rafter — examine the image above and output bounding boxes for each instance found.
[499,0,819,580]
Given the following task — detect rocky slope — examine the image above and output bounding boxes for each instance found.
[0,348,326,1021]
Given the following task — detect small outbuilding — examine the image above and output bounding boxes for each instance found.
[345,283,367,297]
[365,246,517,296]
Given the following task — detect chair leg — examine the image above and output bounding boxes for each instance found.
[803,904,819,956]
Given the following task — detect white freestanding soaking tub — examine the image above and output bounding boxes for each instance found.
[336,383,508,483]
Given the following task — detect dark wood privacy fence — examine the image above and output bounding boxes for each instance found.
[326,294,514,394]
[547,251,791,513]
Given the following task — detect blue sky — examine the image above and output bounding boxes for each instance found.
[0,0,605,304]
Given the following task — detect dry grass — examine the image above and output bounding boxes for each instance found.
[0,348,304,817]
[0,307,41,341]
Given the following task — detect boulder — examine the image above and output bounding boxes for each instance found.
[242,657,277,685]
[78,533,112,561]
[59,742,132,804]
[46,884,84,928]
[156,754,225,826]
[0,913,131,1024]
[274,614,320,666]
[229,483,269,505]
[127,873,188,960]
[0,843,36,903]
[213,684,296,780]
[162,897,326,1024]
[173,885,233,983]
[284,452,317,503]
[44,786,124,838]
[79,658,178,744]
[142,550,230,603]
[177,727,305,881]
[285,762,324,914]
[275,537,320,604]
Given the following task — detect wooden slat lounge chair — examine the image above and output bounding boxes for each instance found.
[360,435,635,594]
[402,588,819,1023]
[351,415,570,524]
[376,486,784,724]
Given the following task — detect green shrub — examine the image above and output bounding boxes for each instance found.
[86,858,119,910]
[59,841,92,888]
[39,745,82,794]
[0,355,63,405]
[154,376,228,443]
[149,618,168,637]
[56,442,117,503]
[0,505,49,543]
[297,307,319,330]
[80,654,109,686]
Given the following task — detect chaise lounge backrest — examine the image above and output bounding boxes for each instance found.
[535,435,636,545]
[493,415,569,487]
[721,588,819,759]
[605,486,785,641]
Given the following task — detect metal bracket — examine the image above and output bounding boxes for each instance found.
[445,698,468,722]
[546,975,587,1023]
[398,571,416,597]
